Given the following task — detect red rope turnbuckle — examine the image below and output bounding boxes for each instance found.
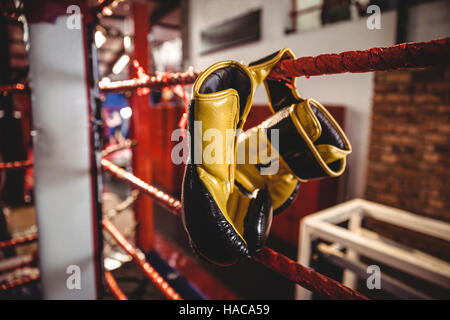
[101,159,367,300]
[268,37,450,80]
[102,218,182,300]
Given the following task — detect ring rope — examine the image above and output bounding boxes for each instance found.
[4,38,449,95]
[102,159,183,215]
[104,270,128,300]
[0,255,35,275]
[0,159,33,171]
[104,189,140,219]
[101,139,137,157]
[99,68,200,93]
[0,234,38,249]
[268,37,450,80]
[254,247,367,300]
[0,274,40,291]
[0,83,26,94]
[8,220,170,299]
[101,159,367,300]
[102,218,182,300]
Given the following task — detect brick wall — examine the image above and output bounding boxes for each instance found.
[366,65,450,223]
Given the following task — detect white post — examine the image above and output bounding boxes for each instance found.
[342,208,363,289]
[28,6,100,299]
[296,221,313,300]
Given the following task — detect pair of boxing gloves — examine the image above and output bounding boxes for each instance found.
[182,49,352,266]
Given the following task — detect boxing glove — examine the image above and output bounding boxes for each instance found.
[182,61,273,266]
[235,98,352,214]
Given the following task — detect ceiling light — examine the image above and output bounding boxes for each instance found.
[102,7,113,16]
[95,30,106,48]
[120,106,132,119]
[100,77,111,87]
[124,36,131,50]
[112,54,130,74]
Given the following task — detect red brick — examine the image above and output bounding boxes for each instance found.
[384,72,411,83]
[380,153,397,164]
[413,93,440,104]
[428,83,450,92]
[438,105,450,114]
[367,66,450,226]
[377,193,398,205]
[424,133,448,144]
[422,153,440,163]
[385,93,411,104]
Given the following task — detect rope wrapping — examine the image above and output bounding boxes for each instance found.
[3,38,448,94]
[268,37,450,80]
[254,247,367,300]
[101,159,367,300]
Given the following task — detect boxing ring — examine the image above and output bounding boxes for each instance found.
[0,2,449,299]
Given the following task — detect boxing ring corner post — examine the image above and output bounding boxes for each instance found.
[26,0,101,299]
[129,1,155,252]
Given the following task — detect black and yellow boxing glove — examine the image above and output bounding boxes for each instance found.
[235,98,352,214]
[182,61,273,266]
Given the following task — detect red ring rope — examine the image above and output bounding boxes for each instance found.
[101,139,137,157]
[0,159,33,171]
[255,247,367,300]
[105,270,128,300]
[0,83,26,94]
[0,234,38,249]
[101,159,367,300]
[101,159,183,215]
[102,218,182,300]
[5,223,180,300]
[5,38,449,94]
[99,69,200,93]
[268,37,450,80]
[0,274,40,291]
[0,255,36,275]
